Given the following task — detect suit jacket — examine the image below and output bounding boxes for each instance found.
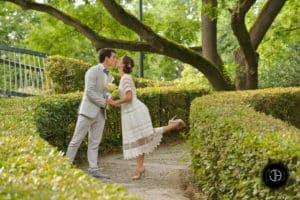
[78,64,113,119]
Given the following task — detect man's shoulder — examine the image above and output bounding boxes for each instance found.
[88,64,101,71]
[86,64,102,74]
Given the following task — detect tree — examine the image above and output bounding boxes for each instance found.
[231,0,287,89]
[1,0,294,91]
[0,2,39,46]
[256,0,300,88]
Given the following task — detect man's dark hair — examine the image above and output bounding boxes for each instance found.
[98,48,116,63]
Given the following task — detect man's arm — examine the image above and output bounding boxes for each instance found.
[85,69,106,108]
[106,91,132,106]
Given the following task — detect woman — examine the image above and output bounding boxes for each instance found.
[106,55,186,180]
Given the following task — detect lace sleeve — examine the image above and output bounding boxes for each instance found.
[122,77,133,93]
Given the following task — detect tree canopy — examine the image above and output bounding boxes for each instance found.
[1,0,299,90]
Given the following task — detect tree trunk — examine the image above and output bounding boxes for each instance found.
[231,0,258,90]
[234,0,287,89]
[234,49,246,89]
[201,0,222,68]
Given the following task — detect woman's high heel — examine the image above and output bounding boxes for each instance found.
[168,116,177,125]
[168,116,186,129]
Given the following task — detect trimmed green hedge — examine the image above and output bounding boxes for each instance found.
[188,87,300,199]
[0,97,137,199]
[45,55,91,94]
[247,89,300,129]
[34,85,210,156]
[45,55,185,94]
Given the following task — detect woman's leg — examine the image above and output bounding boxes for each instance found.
[162,123,177,133]
[136,154,145,172]
[155,118,185,134]
[132,154,145,180]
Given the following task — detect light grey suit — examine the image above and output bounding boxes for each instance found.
[66,63,113,171]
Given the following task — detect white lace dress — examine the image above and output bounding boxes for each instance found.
[119,74,163,160]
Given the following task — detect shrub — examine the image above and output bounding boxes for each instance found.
[33,85,210,156]
[45,55,196,94]
[45,55,90,94]
[0,97,136,199]
[188,87,300,199]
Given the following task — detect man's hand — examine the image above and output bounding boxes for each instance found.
[105,92,112,99]
[106,98,118,106]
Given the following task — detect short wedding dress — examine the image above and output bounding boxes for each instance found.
[119,74,163,159]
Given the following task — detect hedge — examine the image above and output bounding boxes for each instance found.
[188,87,300,199]
[45,55,91,94]
[247,89,300,129]
[45,55,183,94]
[0,97,137,199]
[33,85,211,156]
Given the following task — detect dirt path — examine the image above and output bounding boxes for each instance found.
[78,141,200,200]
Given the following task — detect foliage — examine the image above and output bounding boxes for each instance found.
[0,96,137,200]
[175,64,210,87]
[24,1,137,64]
[247,89,300,129]
[138,0,201,45]
[33,85,210,155]
[45,55,91,94]
[2,0,203,81]
[188,87,300,199]
[0,2,39,46]
[1,0,299,88]
[121,0,201,81]
[257,0,300,88]
[45,55,197,94]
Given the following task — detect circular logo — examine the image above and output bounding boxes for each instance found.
[262,162,289,189]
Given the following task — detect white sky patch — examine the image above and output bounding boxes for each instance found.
[35,0,91,6]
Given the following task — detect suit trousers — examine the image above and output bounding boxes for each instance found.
[66,112,105,171]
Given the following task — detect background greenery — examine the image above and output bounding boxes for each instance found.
[1,1,299,199]
[188,87,300,199]
[33,84,210,156]
[0,0,299,87]
[0,96,137,200]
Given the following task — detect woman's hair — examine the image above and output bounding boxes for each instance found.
[122,55,135,74]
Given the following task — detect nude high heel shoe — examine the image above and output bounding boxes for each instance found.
[168,116,177,124]
[168,116,186,129]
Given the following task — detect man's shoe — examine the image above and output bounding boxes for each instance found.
[88,170,110,179]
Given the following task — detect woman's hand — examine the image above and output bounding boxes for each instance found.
[106,98,119,106]
[106,91,132,107]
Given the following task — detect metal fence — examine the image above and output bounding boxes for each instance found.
[0,45,48,97]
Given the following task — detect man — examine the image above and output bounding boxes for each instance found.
[66,48,116,178]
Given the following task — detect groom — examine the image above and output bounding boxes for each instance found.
[66,48,116,178]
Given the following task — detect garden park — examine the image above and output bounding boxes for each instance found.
[0,0,299,199]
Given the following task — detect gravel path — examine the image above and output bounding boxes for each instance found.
[78,141,202,200]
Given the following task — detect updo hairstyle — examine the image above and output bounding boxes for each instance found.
[122,55,134,74]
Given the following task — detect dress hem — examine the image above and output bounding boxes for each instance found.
[123,131,163,160]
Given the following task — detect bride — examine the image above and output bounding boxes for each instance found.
[106,55,186,180]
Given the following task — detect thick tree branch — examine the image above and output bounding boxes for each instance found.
[4,0,156,52]
[100,0,192,58]
[231,0,258,89]
[249,0,287,49]
[233,0,287,90]
[3,0,234,90]
[100,0,164,50]
[201,0,223,68]
[231,0,257,63]
[101,0,233,90]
